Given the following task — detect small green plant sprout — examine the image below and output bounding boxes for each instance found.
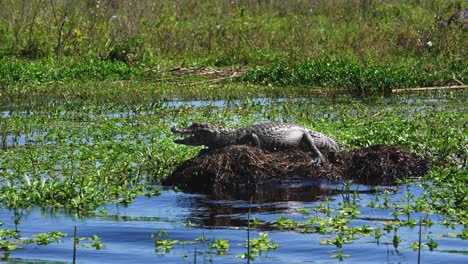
[382,189,391,208]
[421,217,434,227]
[337,204,361,218]
[83,235,104,250]
[237,232,279,260]
[271,216,302,231]
[354,225,375,236]
[29,232,67,246]
[195,235,209,243]
[183,220,197,228]
[98,207,108,215]
[312,199,333,216]
[151,229,179,253]
[210,239,230,255]
[320,233,352,248]
[331,251,351,262]
[341,180,354,204]
[425,237,438,251]
[311,219,328,234]
[411,241,420,251]
[373,228,384,244]
[383,221,394,233]
[392,234,402,250]
[251,217,262,228]
[403,218,419,227]
[411,237,438,252]
[0,228,21,251]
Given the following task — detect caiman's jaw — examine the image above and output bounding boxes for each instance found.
[171,130,203,146]
[172,122,238,148]
[171,123,216,146]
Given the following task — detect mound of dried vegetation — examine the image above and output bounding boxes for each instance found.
[163,144,429,194]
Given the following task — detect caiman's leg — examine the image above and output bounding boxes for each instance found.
[238,133,261,147]
[302,133,326,164]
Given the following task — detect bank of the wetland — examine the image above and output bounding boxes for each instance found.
[1,57,467,100]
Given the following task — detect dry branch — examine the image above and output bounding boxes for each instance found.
[392,85,467,93]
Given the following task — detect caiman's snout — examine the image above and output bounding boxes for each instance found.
[170,122,224,147]
[171,126,193,134]
[171,125,201,145]
[171,123,205,134]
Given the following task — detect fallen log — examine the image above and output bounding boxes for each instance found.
[392,85,467,93]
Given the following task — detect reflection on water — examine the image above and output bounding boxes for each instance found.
[0,257,68,264]
[180,180,339,228]
[0,181,467,264]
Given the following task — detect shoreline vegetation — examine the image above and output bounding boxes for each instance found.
[0,0,466,96]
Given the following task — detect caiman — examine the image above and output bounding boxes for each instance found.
[171,122,341,163]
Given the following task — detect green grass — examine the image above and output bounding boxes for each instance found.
[240,58,468,94]
[0,58,140,85]
[1,56,466,98]
[0,1,466,66]
[0,1,466,95]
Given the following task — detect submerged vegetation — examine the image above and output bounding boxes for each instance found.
[0,0,467,262]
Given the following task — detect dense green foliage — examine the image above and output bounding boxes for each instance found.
[0,58,139,85]
[241,58,468,94]
[2,56,465,95]
[0,0,466,92]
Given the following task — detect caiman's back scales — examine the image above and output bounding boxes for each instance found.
[171,122,341,163]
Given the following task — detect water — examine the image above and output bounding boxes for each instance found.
[1,183,466,263]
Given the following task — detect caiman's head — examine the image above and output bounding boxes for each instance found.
[171,122,234,148]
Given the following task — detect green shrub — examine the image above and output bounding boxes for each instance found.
[0,58,141,85]
[240,58,467,94]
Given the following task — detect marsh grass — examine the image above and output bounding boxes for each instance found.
[240,58,467,94]
[0,0,466,94]
[1,0,466,63]
[0,58,140,85]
